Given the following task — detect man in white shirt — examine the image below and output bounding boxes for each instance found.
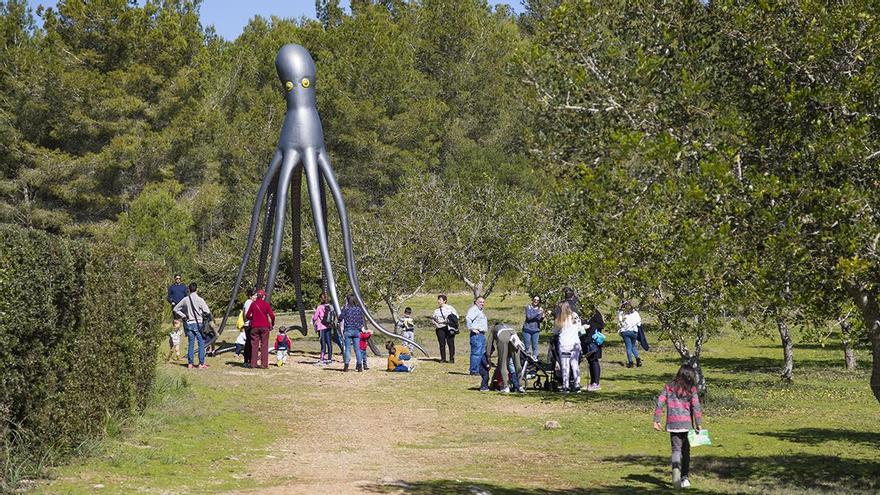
[466,297,489,374]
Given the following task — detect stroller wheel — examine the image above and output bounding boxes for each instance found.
[533,378,542,390]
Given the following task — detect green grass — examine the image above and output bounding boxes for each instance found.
[35,294,879,494]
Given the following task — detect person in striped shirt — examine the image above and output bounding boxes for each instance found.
[653,365,703,489]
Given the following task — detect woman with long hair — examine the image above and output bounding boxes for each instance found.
[653,365,703,489]
[553,301,582,393]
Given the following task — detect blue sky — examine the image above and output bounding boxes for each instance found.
[28,1,526,40]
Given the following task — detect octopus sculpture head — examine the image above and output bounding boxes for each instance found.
[213,43,427,358]
[275,44,317,108]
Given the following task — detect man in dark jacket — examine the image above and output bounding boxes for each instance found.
[167,274,188,319]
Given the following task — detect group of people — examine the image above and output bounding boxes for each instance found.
[165,276,702,489]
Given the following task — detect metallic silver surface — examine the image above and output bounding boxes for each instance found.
[214,44,427,356]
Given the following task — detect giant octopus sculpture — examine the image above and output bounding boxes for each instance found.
[214,44,426,356]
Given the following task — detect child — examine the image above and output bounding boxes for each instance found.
[477,352,491,391]
[274,327,292,367]
[167,319,182,362]
[357,328,372,372]
[234,309,246,358]
[395,307,416,353]
[653,365,703,489]
[312,292,332,364]
[385,341,415,372]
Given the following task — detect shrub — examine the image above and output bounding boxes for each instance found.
[0,225,164,488]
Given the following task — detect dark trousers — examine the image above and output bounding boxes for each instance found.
[250,326,270,368]
[435,327,455,362]
[479,366,490,389]
[588,357,601,385]
[243,326,253,364]
[670,432,691,477]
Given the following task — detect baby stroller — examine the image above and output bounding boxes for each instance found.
[526,335,562,391]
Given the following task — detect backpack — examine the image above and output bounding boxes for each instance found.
[321,304,336,328]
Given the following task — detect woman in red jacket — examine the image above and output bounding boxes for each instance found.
[245,289,276,369]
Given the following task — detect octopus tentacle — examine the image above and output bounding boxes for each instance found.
[255,176,278,289]
[214,150,283,340]
[303,149,343,317]
[290,162,308,335]
[266,150,300,298]
[317,151,429,357]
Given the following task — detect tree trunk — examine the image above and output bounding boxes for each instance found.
[846,285,880,403]
[686,354,707,395]
[776,316,794,381]
[840,320,857,371]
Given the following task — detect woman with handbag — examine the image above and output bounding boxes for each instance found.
[245,289,275,369]
[431,294,458,363]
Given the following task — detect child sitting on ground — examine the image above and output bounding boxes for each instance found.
[275,327,292,367]
[653,365,703,489]
[395,307,416,353]
[385,341,415,372]
[357,328,373,372]
[167,319,182,362]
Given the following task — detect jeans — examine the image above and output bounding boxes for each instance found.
[523,330,540,359]
[185,322,205,365]
[621,331,640,363]
[507,358,521,390]
[356,347,367,367]
[391,364,409,372]
[343,328,359,365]
[670,432,690,477]
[479,366,490,390]
[435,327,455,362]
[469,332,486,374]
[319,329,332,360]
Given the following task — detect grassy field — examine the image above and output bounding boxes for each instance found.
[35,293,879,494]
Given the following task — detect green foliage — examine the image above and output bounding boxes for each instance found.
[0,225,164,489]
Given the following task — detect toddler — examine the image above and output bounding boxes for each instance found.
[357,328,372,372]
[167,319,182,362]
[395,307,416,353]
[653,365,703,489]
[275,327,292,367]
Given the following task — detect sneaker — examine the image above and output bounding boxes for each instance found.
[343,363,349,372]
[187,363,194,369]
[672,467,681,489]
[588,383,601,391]
[680,478,691,488]
[277,361,282,367]
[356,364,363,372]
[499,387,510,393]
[363,363,369,370]
[636,357,643,367]
[561,388,569,394]
[409,364,417,373]
[516,387,526,393]
[198,364,208,369]
[243,363,251,369]
[479,387,490,392]
[626,361,634,368]
[449,357,455,363]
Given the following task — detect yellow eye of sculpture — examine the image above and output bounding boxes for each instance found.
[301,77,310,88]
[284,81,294,92]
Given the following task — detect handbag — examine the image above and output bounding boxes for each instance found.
[688,429,712,446]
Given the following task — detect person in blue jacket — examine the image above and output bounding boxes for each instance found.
[522,295,544,360]
[167,274,188,319]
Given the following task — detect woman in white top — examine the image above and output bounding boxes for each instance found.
[553,301,582,393]
[430,294,459,363]
[617,301,642,368]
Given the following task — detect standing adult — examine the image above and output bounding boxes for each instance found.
[466,296,489,375]
[618,301,642,368]
[522,295,544,360]
[584,305,605,390]
[431,294,458,363]
[338,294,365,372]
[245,289,275,369]
[167,274,187,319]
[242,288,256,368]
[554,301,582,393]
[173,282,211,369]
[552,287,579,318]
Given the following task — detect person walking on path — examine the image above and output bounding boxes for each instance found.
[466,296,489,375]
[338,294,365,372]
[554,301,582,393]
[522,295,544,360]
[173,282,211,369]
[618,301,642,368]
[653,365,703,489]
[245,289,275,369]
[312,292,333,364]
[167,274,187,319]
[431,294,458,363]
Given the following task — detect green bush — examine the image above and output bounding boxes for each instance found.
[0,225,164,488]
